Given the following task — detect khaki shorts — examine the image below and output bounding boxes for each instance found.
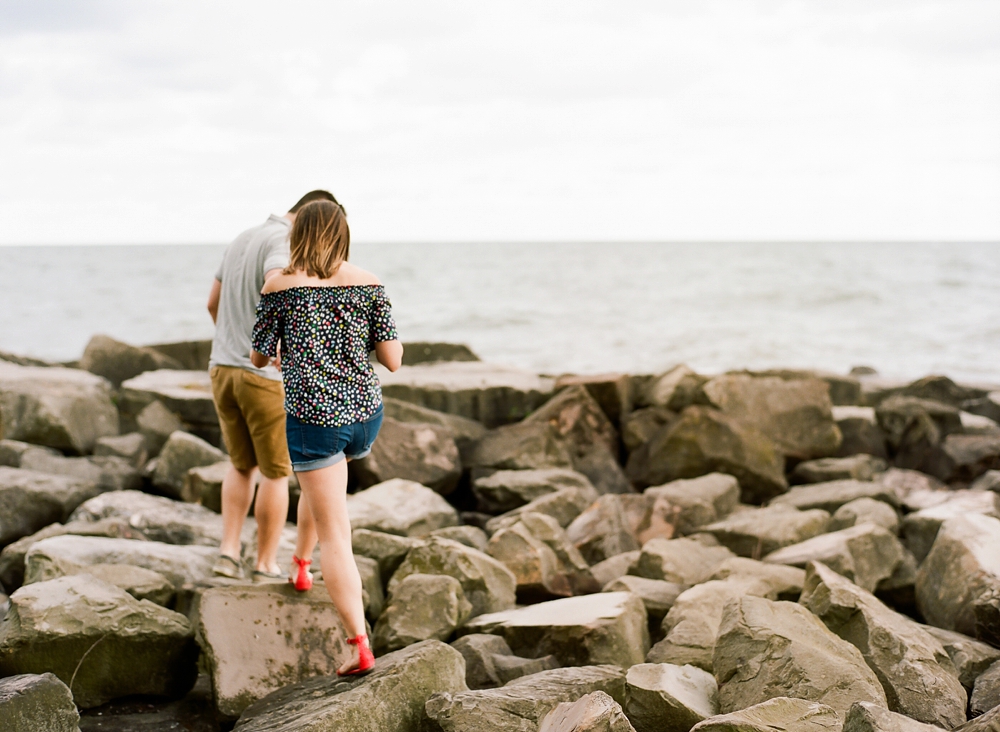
[210,365,292,479]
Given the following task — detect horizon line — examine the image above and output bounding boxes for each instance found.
[2,239,999,247]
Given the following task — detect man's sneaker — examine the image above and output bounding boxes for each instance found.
[212,554,244,579]
[252,569,285,584]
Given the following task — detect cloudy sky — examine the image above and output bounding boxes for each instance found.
[1,0,998,244]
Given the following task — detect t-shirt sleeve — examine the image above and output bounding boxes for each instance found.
[262,230,290,275]
[368,288,398,350]
[252,293,284,357]
[215,248,227,281]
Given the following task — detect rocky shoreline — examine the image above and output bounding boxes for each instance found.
[1,334,999,732]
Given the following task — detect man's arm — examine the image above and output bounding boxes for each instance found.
[207,278,221,324]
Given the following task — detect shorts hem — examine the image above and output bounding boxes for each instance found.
[292,452,346,472]
[345,447,372,460]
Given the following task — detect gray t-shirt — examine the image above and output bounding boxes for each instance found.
[209,215,291,380]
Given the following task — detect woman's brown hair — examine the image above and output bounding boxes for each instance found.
[285,200,350,279]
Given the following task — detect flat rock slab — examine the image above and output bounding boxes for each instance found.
[625,663,718,732]
[902,490,1000,562]
[690,697,840,732]
[770,479,899,513]
[234,640,467,732]
[473,468,596,514]
[426,665,627,732]
[347,479,459,537]
[540,691,637,732]
[829,498,900,533]
[843,701,949,732]
[792,455,888,484]
[643,473,741,536]
[461,592,649,668]
[0,574,198,708]
[602,576,686,625]
[0,672,81,732]
[0,467,102,548]
[709,557,806,600]
[632,537,735,585]
[198,583,350,719]
[119,370,218,428]
[701,504,830,558]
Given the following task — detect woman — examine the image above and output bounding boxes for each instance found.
[250,199,402,676]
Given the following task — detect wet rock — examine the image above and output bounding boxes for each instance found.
[591,551,642,587]
[702,373,841,460]
[463,592,649,668]
[709,557,806,600]
[485,486,597,533]
[924,626,1000,691]
[902,491,1000,562]
[0,574,198,708]
[153,431,226,501]
[829,497,900,532]
[793,455,888,484]
[0,672,80,732]
[351,529,422,585]
[184,459,231,512]
[377,361,554,427]
[79,334,184,388]
[622,407,676,454]
[74,563,175,606]
[631,537,735,585]
[566,494,675,565]
[602,576,686,626]
[0,362,119,454]
[93,432,148,467]
[450,634,560,690]
[644,473,741,536]
[625,663,717,732]
[801,561,967,728]
[388,536,516,617]
[843,701,949,732]
[764,523,904,592]
[916,515,1000,644]
[430,525,489,552]
[352,417,462,495]
[373,573,472,653]
[473,468,597,514]
[771,479,899,513]
[691,697,840,732]
[20,449,141,492]
[347,479,459,537]
[0,467,102,548]
[930,434,1000,483]
[541,690,637,732]
[627,406,787,502]
[233,639,467,732]
[135,400,184,457]
[121,370,221,446]
[425,664,627,732]
[714,595,887,717]
[701,504,830,558]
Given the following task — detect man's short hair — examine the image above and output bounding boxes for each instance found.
[289,190,345,215]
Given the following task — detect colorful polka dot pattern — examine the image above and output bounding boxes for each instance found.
[252,285,398,427]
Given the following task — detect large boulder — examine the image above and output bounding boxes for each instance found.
[93,432,148,467]
[829,497,900,533]
[425,665,627,732]
[462,592,649,668]
[763,523,905,593]
[540,691,637,732]
[701,373,842,460]
[554,373,635,426]
[691,698,840,732]
[0,362,119,454]
[971,660,1000,717]
[876,396,963,473]
[622,406,676,454]
[135,399,184,457]
[626,406,787,503]
[485,486,598,533]
[352,418,462,495]
[347,479,459,537]
[18,449,141,492]
[119,370,220,446]
[631,538,735,585]
[72,563,175,606]
[373,573,472,653]
[523,385,630,495]
[644,473,741,536]
[916,514,1000,645]
[388,536,516,617]
[0,574,198,708]
[376,361,554,427]
[352,529,422,584]
[713,595,887,718]
[792,455,888,484]
[399,341,480,365]
[152,431,226,501]
[930,434,1000,483]
[233,640,468,732]
[603,576,686,627]
[468,421,574,477]
[0,467,102,548]
[0,673,80,732]
[833,406,889,459]
[382,396,487,457]
[565,494,676,566]
[701,504,830,558]
[843,701,951,732]
[146,338,213,371]
[450,634,559,690]
[709,557,806,600]
[198,583,351,718]
[473,468,597,514]
[625,663,718,732]
[638,365,709,412]
[770,479,899,514]
[79,334,183,388]
[800,562,967,728]
[591,551,642,587]
[925,625,1000,691]
[901,490,1000,562]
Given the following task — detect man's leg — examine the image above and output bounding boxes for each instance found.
[254,475,289,573]
[219,464,256,560]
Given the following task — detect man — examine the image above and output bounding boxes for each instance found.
[206,189,341,581]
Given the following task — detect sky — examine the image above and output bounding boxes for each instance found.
[1,0,998,244]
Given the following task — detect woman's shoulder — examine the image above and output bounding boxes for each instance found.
[337,263,382,287]
[261,272,304,295]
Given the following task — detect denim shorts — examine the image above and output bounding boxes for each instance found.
[285,406,384,472]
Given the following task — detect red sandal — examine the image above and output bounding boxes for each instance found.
[289,555,313,591]
[337,634,375,677]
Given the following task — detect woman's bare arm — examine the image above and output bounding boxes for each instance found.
[374,340,403,372]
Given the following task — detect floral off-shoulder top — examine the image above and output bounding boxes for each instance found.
[251,285,398,427]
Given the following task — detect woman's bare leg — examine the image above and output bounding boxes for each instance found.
[292,485,318,577]
[295,460,367,672]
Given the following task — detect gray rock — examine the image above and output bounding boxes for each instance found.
[644,473,741,536]
[233,640,468,732]
[19,449,141,492]
[701,504,830,558]
[469,421,574,477]
[971,660,1000,717]
[957,705,1000,732]
[146,338,213,370]
[925,626,1000,690]
[771,479,900,513]
[881,467,947,503]
[931,434,1000,483]
[622,406,676,454]
[184,459,231,512]
[540,690,637,732]
[626,406,787,503]
[876,396,962,473]
[425,665,627,732]
[639,365,707,412]
[485,486,598,534]
[399,341,480,365]
[625,663,718,732]
[961,411,1000,436]
[388,536,516,618]
[429,525,489,552]
[591,551,642,587]
[902,491,1000,562]
[347,478,460,537]
[763,523,905,593]
[566,494,675,566]
[0,362,119,454]
[553,373,636,428]
[373,573,472,653]
[79,334,184,388]
[915,515,1000,644]
[135,399,184,457]
[0,672,80,732]
[473,468,597,514]
[450,634,560,690]
[709,557,806,600]
[829,497,900,532]
[354,554,385,621]
[691,698,840,732]
[843,701,949,732]
[631,537,735,585]
[93,431,148,467]
[75,563,175,606]
[382,396,487,461]
[964,391,1000,424]
[899,375,987,408]
[463,592,649,668]
[971,470,1000,494]
[603,576,686,626]
[352,529,422,585]
[713,595,887,718]
[0,467,103,548]
[120,370,220,447]
[833,406,889,459]
[153,431,226,501]
[0,574,197,708]
[793,455,888,484]
[801,561,967,728]
[352,417,462,495]
[0,439,57,467]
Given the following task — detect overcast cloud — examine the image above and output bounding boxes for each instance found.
[1,0,997,243]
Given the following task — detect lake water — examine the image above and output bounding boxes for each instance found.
[2,242,998,383]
